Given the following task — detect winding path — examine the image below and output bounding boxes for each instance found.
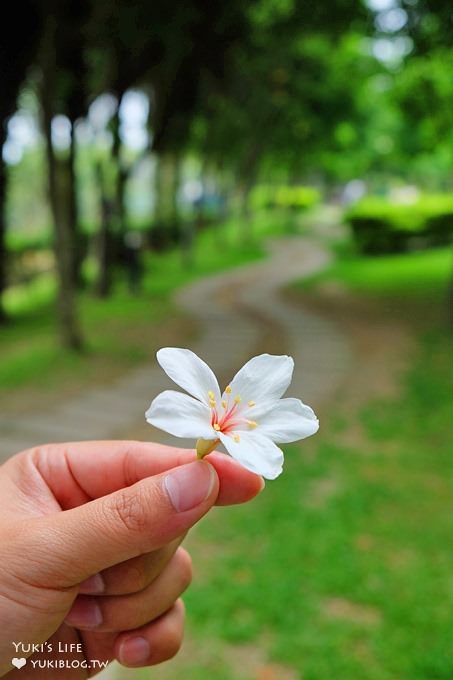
[0,236,352,462]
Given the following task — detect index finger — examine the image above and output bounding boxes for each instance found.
[35,440,264,507]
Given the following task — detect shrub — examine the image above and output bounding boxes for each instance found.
[7,231,53,254]
[250,185,321,211]
[345,194,453,254]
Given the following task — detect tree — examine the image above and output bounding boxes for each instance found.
[402,0,453,54]
[38,9,84,349]
[0,2,41,323]
[399,1,453,323]
[189,0,371,214]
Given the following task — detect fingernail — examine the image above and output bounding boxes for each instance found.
[64,597,103,629]
[164,461,216,512]
[118,636,150,666]
[78,573,104,594]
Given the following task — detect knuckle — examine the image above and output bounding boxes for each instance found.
[123,556,148,592]
[175,548,192,592]
[176,597,186,617]
[108,487,150,536]
[122,443,142,487]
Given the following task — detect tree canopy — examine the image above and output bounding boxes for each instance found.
[0,0,451,344]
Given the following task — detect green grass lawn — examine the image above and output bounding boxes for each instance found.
[166,332,452,680]
[136,245,453,680]
[301,245,452,300]
[334,246,451,298]
[0,210,292,403]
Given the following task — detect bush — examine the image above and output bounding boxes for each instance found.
[345,194,453,254]
[424,211,453,246]
[6,229,91,286]
[250,185,321,211]
[7,231,53,254]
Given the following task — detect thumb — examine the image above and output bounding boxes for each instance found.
[19,461,218,588]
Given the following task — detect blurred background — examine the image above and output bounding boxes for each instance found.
[0,0,452,677]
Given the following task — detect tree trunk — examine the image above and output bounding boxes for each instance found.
[448,243,453,328]
[0,121,8,323]
[237,180,254,242]
[41,17,82,350]
[111,93,127,238]
[68,119,84,288]
[154,152,180,243]
[94,161,114,298]
[237,142,262,243]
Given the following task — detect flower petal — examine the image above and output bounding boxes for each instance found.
[156,348,221,406]
[218,431,284,480]
[146,390,214,439]
[224,354,294,405]
[253,398,319,443]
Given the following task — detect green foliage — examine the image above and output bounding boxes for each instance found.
[250,184,321,211]
[190,12,375,183]
[345,195,453,254]
[6,230,53,254]
[297,246,452,307]
[386,50,453,185]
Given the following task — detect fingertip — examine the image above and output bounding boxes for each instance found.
[115,599,186,668]
[117,636,150,666]
[205,452,265,505]
[164,460,218,513]
[78,573,105,595]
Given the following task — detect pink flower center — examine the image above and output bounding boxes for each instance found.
[208,387,257,440]
[211,401,240,433]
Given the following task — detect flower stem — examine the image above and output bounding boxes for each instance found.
[196,438,220,459]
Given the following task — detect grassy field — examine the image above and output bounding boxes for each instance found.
[302,245,452,304]
[138,245,453,680]
[331,246,451,298]
[0,211,291,407]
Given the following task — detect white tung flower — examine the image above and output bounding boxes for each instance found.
[145,347,319,480]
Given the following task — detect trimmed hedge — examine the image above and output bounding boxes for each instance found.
[6,231,53,254]
[6,229,91,286]
[345,195,453,254]
[250,185,321,211]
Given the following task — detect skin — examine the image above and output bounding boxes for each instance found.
[0,440,264,678]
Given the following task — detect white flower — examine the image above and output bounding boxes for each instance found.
[145,347,319,480]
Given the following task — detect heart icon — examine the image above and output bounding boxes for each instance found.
[12,658,27,669]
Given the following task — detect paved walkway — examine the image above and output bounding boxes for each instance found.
[0,236,352,463]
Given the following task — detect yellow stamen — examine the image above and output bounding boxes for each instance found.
[247,420,258,429]
[234,435,241,443]
[209,399,216,408]
[225,385,232,394]
[208,390,215,400]
[234,395,242,404]
[248,400,256,407]
[213,423,221,431]
[221,400,227,409]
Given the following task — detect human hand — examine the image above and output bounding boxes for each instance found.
[0,440,263,678]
